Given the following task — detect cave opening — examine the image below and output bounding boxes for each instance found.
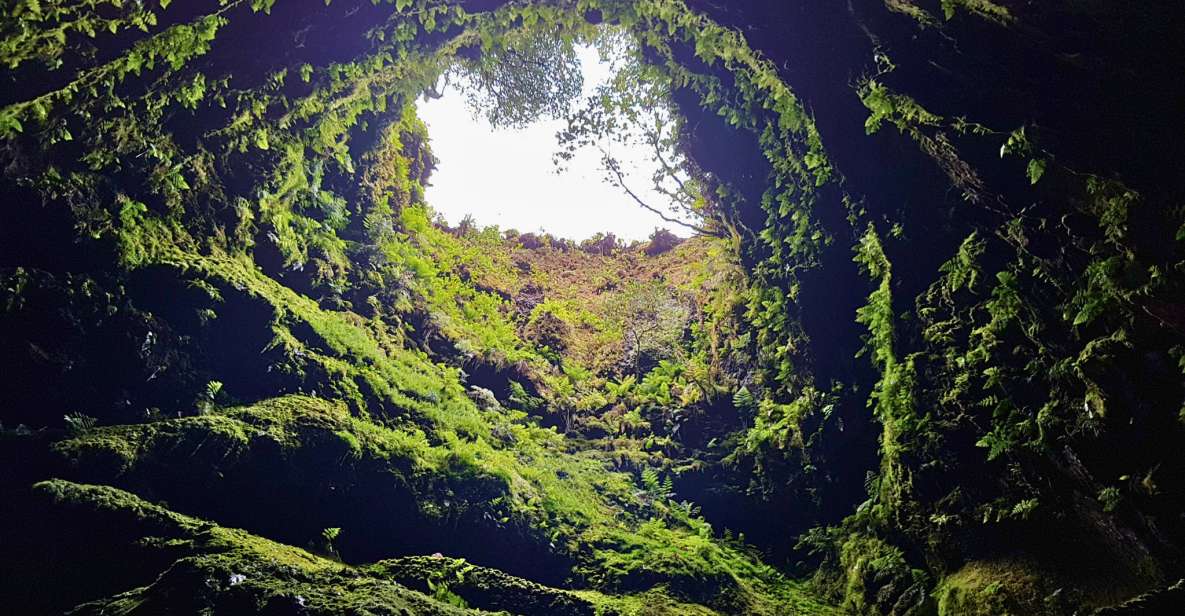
[5,2,1185,615]
[395,19,845,570]
[417,32,698,243]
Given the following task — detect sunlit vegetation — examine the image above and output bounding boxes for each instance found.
[3,1,1185,615]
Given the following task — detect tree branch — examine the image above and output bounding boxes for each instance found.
[602,149,720,237]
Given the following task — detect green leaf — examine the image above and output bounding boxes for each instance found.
[1026,158,1046,184]
[0,113,24,136]
[1000,126,1027,158]
[1072,299,1103,327]
[119,198,148,225]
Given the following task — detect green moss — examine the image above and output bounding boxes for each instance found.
[576,581,837,616]
[837,532,925,615]
[1,3,856,614]
[939,0,1013,23]
[50,395,473,516]
[34,480,478,615]
[30,480,826,616]
[936,560,1053,616]
[576,587,722,616]
[48,389,833,613]
[68,552,478,616]
[2,2,1183,615]
[36,478,204,539]
[370,555,596,616]
[6,3,841,608]
[796,520,933,616]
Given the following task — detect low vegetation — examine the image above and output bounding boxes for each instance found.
[3,1,1184,615]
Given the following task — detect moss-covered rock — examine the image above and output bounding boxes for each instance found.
[13,480,474,614]
[370,556,596,616]
[69,553,479,616]
[576,587,727,616]
[43,395,829,613]
[48,396,564,580]
[16,480,783,616]
[935,559,1062,616]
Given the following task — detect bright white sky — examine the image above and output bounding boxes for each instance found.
[416,46,690,242]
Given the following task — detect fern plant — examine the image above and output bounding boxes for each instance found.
[196,379,224,414]
[63,413,97,436]
[732,386,756,411]
[640,467,674,501]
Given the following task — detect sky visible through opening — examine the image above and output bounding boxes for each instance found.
[417,46,691,242]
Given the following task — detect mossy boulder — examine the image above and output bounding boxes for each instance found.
[9,480,476,615]
[936,559,1065,616]
[370,556,596,616]
[69,552,480,616]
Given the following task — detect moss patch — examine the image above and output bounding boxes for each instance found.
[370,555,596,615]
[936,559,1059,616]
[46,396,834,613]
[27,480,472,615]
[25,480,791,616]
